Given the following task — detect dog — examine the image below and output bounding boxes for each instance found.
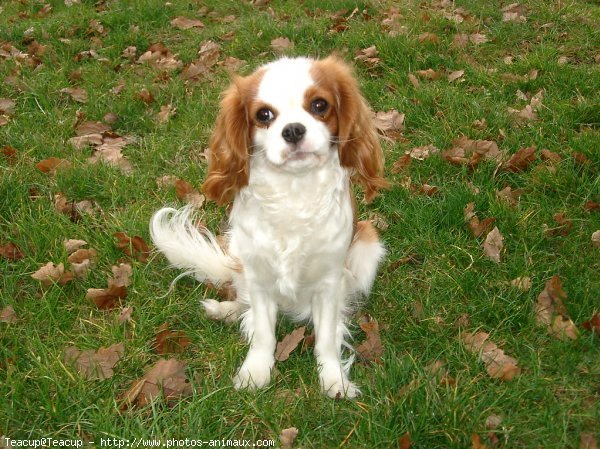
[150,56,388,398]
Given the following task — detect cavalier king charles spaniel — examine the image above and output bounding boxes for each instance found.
[150,56,388,398]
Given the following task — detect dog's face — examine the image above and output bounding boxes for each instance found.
[252,58,336,172]
[202,56,388,205]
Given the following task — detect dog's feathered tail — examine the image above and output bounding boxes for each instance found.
[149,206,238,286]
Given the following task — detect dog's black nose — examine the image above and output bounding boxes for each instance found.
[281,122,306,144]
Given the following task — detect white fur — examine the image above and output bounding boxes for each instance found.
[150,57,385,399]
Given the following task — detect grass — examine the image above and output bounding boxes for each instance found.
[1,0,599,447]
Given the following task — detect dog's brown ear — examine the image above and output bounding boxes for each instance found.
[313,56,389,203]
[202,74,259,206]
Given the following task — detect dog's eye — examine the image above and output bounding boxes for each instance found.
[310,98,329,115]
[256,108,275,123]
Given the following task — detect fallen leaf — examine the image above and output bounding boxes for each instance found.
[64,343,124,380]
[500,146,536,172]
[535,275,578,340]
[580,433,598,449]
[496,186,524,207]
[174,179,205,208]
[355,45,380,67]
[137,43,183,71]
[464,203,496,238]
[408,73,420,88]
[279,427,299,449]
[156,104,176,124]
[418,32,439,44]
[170,17,204,30]
[61,87,88,103]
[469,33,488,45]
[510,276,532,291]
[392,154,411,173]
[502,3,527,23]
[119,358,192,409]
[407,144,439,160]
[582,313,600,335]
[153,323,191,354]
[398,432,411,449]
[0,305,17,323]
[442,136,503,167]
[448,70,465,82]
[275,326,306,362]
[31,262,74,286]
[471,433,490,449]
[114,232,151,262]
[64,239,87,254]
[371,109,405,139]
[483,227,503,263]
[35,157,71,174]
[356,318,383,363]
[0,242,24,261]
[271,37,293,53]
[591,230,600,248]
[462,331,520,381]
[416,68,442,80]
[117,306,133,325]
[86,264,132,310]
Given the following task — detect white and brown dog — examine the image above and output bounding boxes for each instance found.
[150,56,388,398]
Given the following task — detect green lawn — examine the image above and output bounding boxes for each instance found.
[1,0,599,448]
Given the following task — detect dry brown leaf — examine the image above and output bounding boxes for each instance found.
[416,68,442,80]
[0,305,17,323]
[117,306,133,325]
[500,146,536,172]
[61,87,88,103]
[64,343,124,380]
[469,33,488,45]
[443,136,503,167]
[418,32,439,44]
[398,432,411,449]
[156,104,176,124]
[496,186,524,207]
[0,242,24,261]
[174,179,205,208]
[64,239,87,254]
[462,331,520,381]
[170,16,204,30]
[279,427,299,449]
[119,358,192,409]
[392,154,411,173]
[68,248,98,278]
[535,275,578,340]
[408,73,420,88]
[86,264,132,310]
[483,227,503,263]
[153,323,191,354]
[0,98,16,116]
[35,157,72,174]
[408,144,439,160]
[580,433,598,449]
[371,109,405,139]
[448,70,465,82]
[502,3,527,22]
[590,230,600,248]
[198,40,221,67]
[464,203,496,238]
[356,318,383,363]
[471,433,490,449]
[510,276,532,291]
[271,37,293,53]
[114,232,151,262]
[137,43,183,71]
[355,45,380,67]
[31,262,74,286]
[275,326,306,362]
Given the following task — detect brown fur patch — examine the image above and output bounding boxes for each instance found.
[310,57,389,203]
[354,220,380,244]
[202,69,265,205]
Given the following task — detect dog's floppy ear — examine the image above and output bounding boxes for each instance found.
[203,74,260,206]
[314,56,389,203]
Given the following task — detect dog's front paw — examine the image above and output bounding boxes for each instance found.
[233,354,273,390]
[320,371,360,399]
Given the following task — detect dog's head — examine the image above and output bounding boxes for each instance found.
[202,56,388,205]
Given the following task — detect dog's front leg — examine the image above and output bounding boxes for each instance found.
[234,287,278,390]
[312,281,359,399]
